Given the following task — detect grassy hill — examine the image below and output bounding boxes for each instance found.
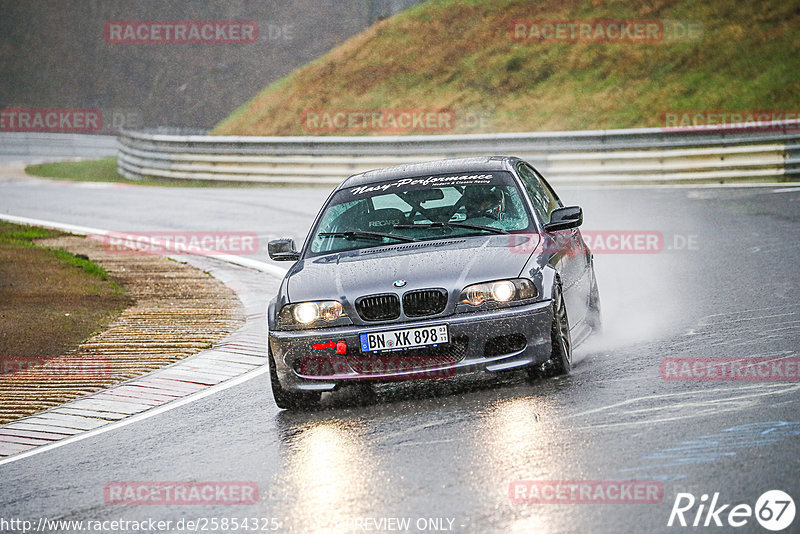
[213,0,800,136]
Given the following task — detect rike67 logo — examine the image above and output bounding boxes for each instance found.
[668,490,795,531]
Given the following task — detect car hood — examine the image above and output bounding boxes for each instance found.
[285,233,539,302]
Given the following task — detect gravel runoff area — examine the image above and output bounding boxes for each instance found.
[0,235,244,425]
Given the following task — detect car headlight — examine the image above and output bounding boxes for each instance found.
[459,279,537,307]
[278,300,347,327]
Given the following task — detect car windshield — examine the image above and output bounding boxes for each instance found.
[309,171,533,256]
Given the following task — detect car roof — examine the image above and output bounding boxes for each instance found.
[337,155,522,190]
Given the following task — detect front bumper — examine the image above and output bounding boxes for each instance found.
[268,300,553,392]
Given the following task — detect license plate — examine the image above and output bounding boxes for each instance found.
[360,325,449,352]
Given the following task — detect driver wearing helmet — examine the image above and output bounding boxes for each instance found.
[462,185,504,226]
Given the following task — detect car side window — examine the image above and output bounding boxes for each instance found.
[517,163,559,224]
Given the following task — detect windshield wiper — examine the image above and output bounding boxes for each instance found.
[317,231,419,243]
[393,222,508,235]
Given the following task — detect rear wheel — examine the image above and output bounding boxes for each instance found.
[587,269,602,334]
[268,345,321,410]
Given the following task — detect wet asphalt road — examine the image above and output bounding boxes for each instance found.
[0,173,799,533]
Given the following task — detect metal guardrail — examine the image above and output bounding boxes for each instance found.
[117,122,800,185]
[0,133,118,161]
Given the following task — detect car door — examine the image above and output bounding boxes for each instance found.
[517,162,590,326]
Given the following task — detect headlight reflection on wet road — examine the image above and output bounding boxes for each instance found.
[279,418,378,532]
[475,395,567,534]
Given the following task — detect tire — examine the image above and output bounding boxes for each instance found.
[268,345,321,410]
[549,282,572,375]
[587,270,602,334]
[535,281,572,378]
[528,281,572,381]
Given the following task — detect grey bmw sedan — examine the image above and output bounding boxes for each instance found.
[267,156,601,409]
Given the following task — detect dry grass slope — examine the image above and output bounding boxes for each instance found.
[214,0,800,136]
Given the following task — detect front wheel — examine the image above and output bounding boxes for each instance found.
[530,282,572,379]
[268,345,321,410]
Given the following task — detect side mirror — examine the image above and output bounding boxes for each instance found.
[268,238,300,261]
[544,206,583,232]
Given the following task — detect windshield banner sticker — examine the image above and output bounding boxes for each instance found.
[349,174,494,195]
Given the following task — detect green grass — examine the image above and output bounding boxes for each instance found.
[0,222,131,360]
[213,0,800,136]
[0,224,62,243]
[0,221,118,290]
[25,157,124,182]
[50,249,115,285]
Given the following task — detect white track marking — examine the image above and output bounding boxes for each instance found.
[771,187,800,193]
[0,365,269,467]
